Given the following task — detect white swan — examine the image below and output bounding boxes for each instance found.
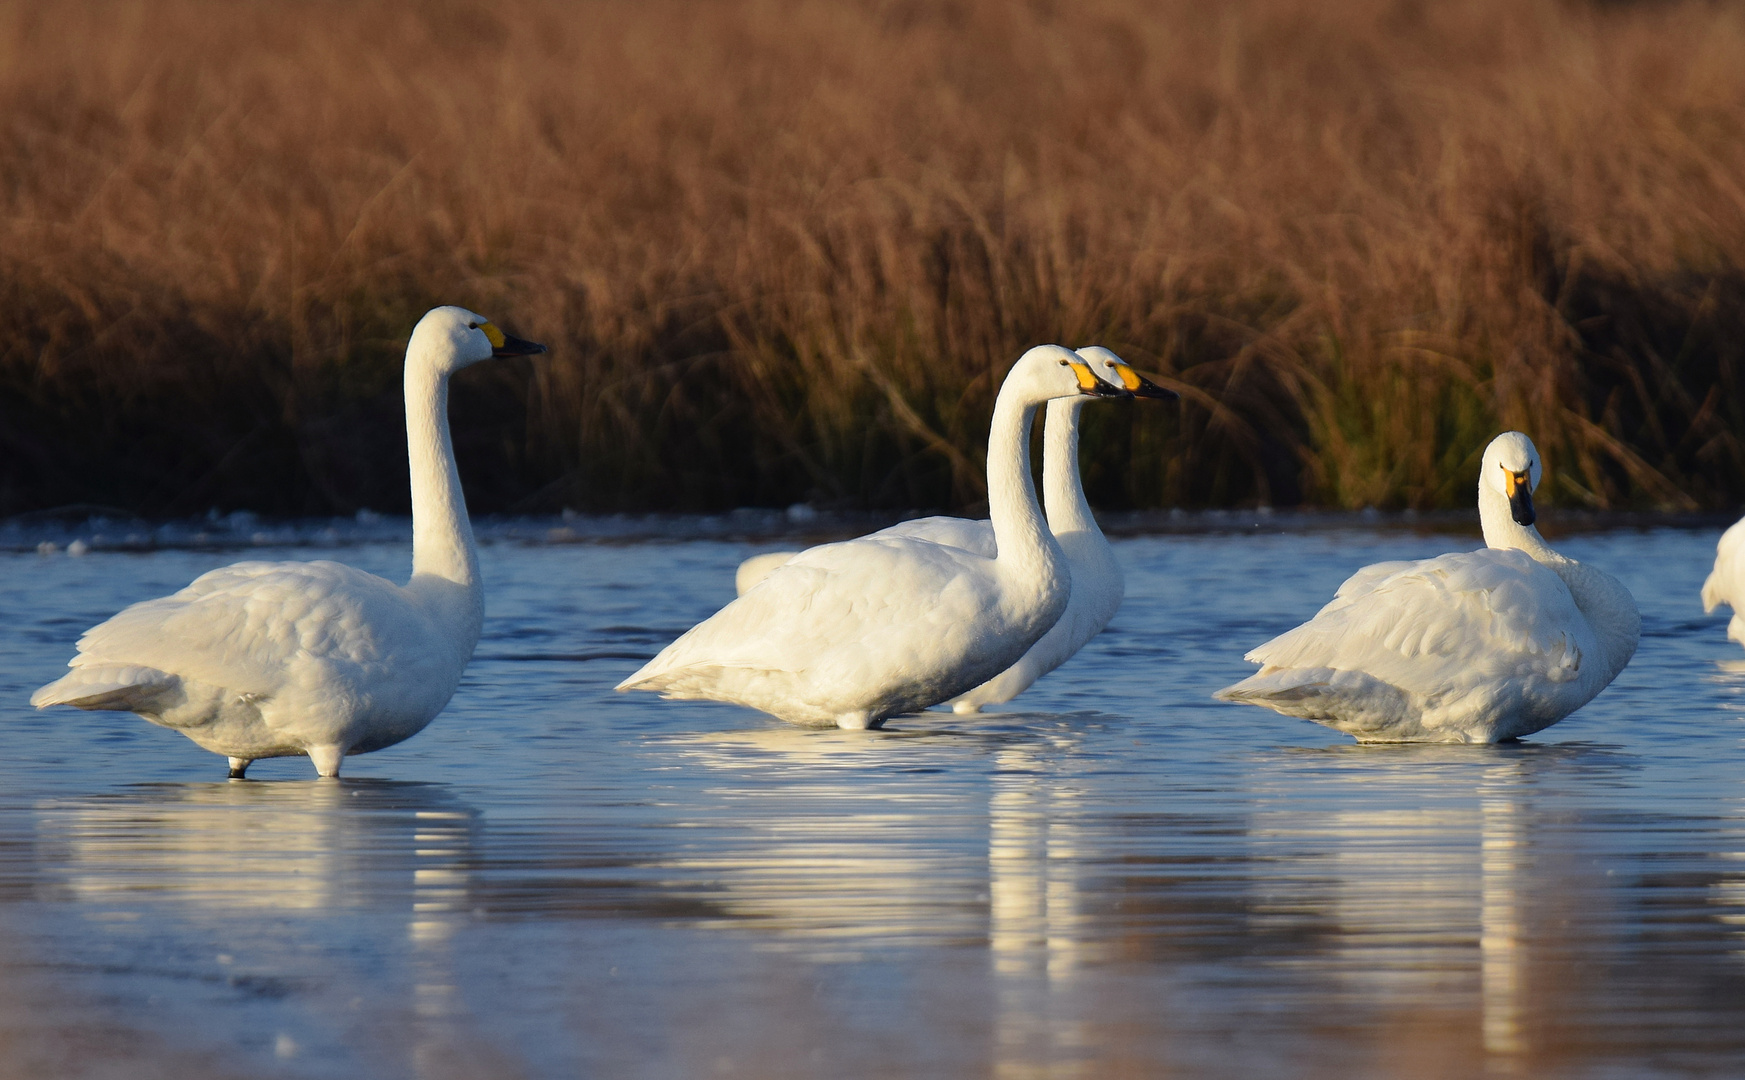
[1215,432,1639,742]
[732,347,1176,714]
[31,306,546,777]
[616,345,1130,728]
[1701,516,1745,646]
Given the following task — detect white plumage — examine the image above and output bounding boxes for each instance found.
[1216,432,1639,742]
[617,345,1130,729]
[1701,516,1745,646]
[732,346,1175,714]
[31,306,546,777]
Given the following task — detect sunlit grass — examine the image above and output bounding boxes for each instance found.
[2,0,1742,515]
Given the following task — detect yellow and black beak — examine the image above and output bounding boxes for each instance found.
[481,321,548,358]
[1070,360,1131,398]
[1504,468,1535,526]
[1111,362,1179,401]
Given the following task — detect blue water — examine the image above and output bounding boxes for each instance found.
[2,519,1743,1078]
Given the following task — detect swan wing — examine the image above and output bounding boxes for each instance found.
[734,518,997,596]
[870,516,998,558]
[46,561,422,699]
[1246,548,1591,692]
[625,536,1005,691]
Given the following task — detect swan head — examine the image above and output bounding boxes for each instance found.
[408,305,547,375]
[1011,344,1129,403]
[1074,346,1178,400]
[1480,431,1542,527]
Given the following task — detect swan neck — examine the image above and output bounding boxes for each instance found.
[986,389,1063,581]
[1478,484,1557,563]
[406,361,481,595]
[1042,397,1097,536]
[1479,481,1639,675]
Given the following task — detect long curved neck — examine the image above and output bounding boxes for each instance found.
[1479,481,1639,675]
[405,361,481,593]
[1041,397,1099,537]
[1478,484,1559,564]
[986,388,1064,584]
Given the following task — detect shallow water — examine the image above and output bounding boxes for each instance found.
[2,522,1743,1078]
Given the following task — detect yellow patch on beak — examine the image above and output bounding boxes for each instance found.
[1069,362,1103,392]
[1112,363,1144,391]
[479,322,507,349]
[1504,469,1529,497]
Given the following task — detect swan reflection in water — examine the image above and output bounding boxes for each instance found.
[985,737,1099,1079]
[650,725,992,951]
[1244,743,1638,1070]
[657,718,1104,1077]
[34,779,493,1077]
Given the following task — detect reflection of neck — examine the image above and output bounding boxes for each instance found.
[986,379,1066,592]
[1041,397,1096,536]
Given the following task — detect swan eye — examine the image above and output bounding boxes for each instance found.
[1058,359,1069,366]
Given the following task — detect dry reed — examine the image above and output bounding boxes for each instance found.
[2,0,1743,515]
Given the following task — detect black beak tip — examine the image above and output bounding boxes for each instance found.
[493,336,548,358]
[1509,491,1535,527]
[1135,376,1179,401]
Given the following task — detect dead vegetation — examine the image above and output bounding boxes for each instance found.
[2,0,1742,515]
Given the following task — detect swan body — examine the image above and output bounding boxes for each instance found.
[618,345,1129,729]
[732,347,1176,714]
[31,306,546,777]
[1216,432,1639,742]
[1701,516,1745,645]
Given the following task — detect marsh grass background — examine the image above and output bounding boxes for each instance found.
[2,0,1744,516]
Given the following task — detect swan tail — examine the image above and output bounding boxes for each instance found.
[1702,570,1728,614]
[1215,666,1413,729]
[31,665,181,712]
[615,654,675,692]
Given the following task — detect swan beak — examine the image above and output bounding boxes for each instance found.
[481,321,548,358]
[1111,362,1179,400]
[1505,469,1535,526]
[1070,361,1130,398]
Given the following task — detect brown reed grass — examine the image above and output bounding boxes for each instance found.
[2,0,1743,516]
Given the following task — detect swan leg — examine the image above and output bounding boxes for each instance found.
[308,745,344,778]
[227,757,251,780]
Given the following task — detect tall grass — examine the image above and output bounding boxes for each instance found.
[2,0,1743,516]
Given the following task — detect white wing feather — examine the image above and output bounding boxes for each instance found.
[44,561,430,700]
[869,516,997,559]
[625,535,1044,724]
[735,516,997,597]
[1247,549,1588,694]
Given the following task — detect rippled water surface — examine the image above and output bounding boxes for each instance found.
[3,521,1744,1078]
